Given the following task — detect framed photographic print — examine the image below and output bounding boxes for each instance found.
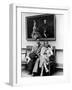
[9,4,70,86]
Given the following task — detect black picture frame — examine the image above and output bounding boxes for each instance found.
[26,14,56,41]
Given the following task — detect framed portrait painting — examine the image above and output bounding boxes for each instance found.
[26,14,56,41]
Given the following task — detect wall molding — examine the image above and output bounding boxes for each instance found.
[56,49,63,52]
[56,63,63,69]
[21,48,63,51]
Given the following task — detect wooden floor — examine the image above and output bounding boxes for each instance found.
[21,68,63,77]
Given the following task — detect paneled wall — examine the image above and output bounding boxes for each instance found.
[21,13,64,67]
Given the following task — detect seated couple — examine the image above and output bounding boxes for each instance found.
[25,40,53,76]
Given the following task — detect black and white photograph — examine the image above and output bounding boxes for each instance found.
[21,13,63,77]
[9,4,70,86]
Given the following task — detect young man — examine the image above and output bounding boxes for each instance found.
[39,41,53,76]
